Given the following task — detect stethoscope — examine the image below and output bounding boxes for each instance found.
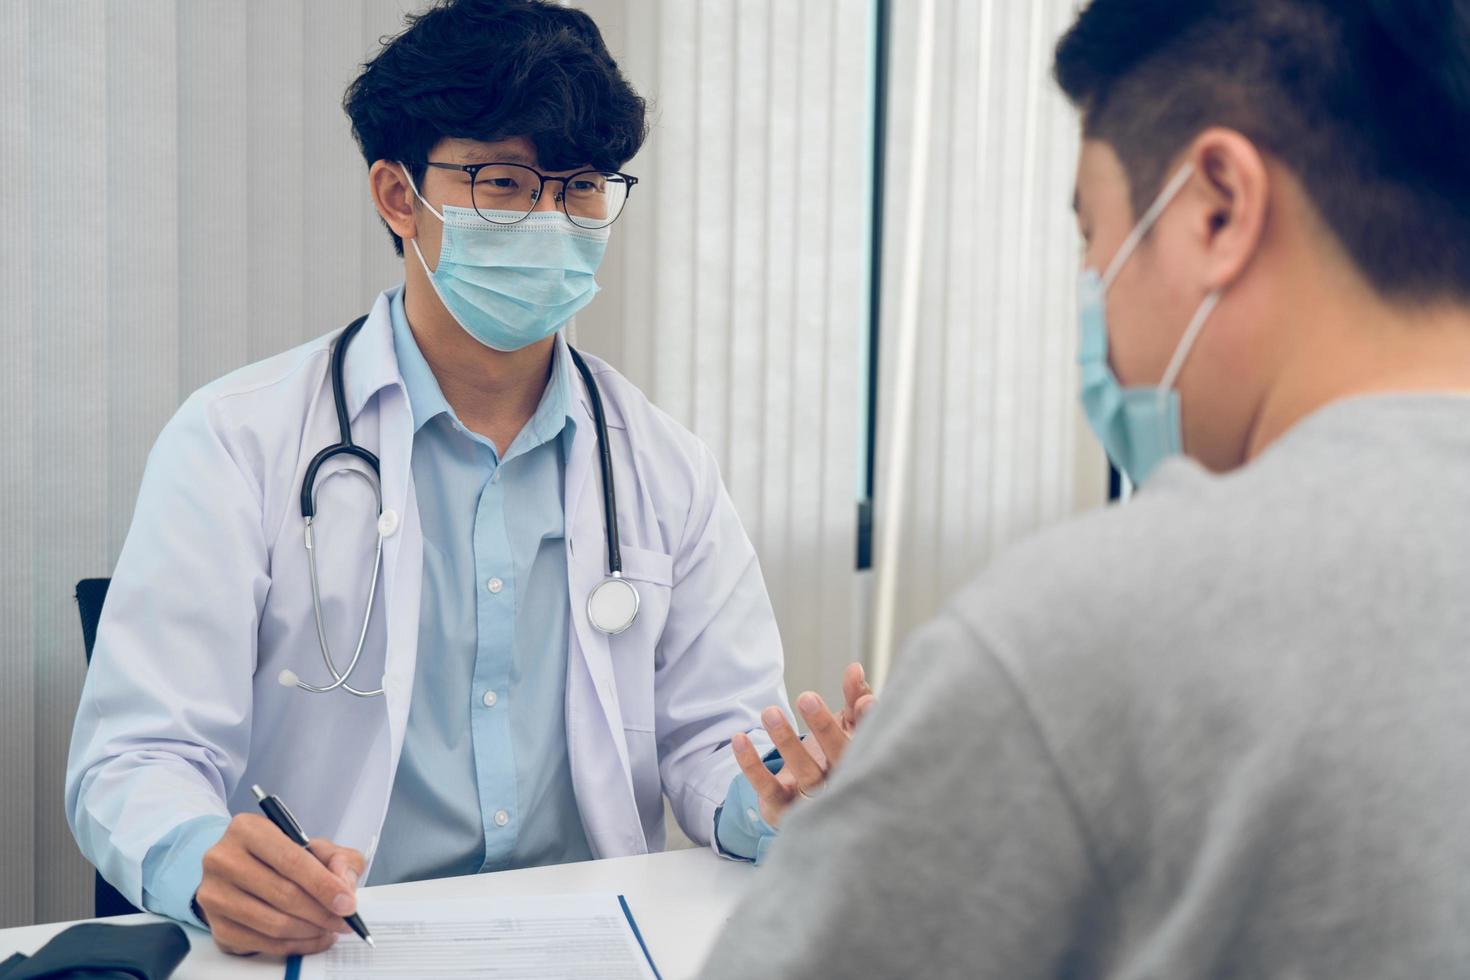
[278,315,641,698]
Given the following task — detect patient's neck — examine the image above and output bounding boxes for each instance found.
[1247,291,1470,461]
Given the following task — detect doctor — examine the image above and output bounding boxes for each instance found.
[66,0,866,958]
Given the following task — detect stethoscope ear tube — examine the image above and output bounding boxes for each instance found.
[301,444,381,519]
[298,503,385,698]
[290,321,386,698]
[301,315,377,519]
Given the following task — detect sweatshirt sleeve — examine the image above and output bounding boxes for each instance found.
[697,613,1109,980]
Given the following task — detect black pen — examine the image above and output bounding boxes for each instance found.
[252,784,375,948]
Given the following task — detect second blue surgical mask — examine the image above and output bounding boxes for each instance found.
[1078,163,1222,488]
[401,165,609,352]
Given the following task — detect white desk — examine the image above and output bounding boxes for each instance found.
[0,849,751,979]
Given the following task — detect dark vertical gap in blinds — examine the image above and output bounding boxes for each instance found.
[856,0,889,571]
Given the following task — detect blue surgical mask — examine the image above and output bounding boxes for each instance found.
[401,165,609,352]
[1078,163,1222,488]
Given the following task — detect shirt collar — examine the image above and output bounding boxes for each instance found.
[340,291,402,425]
[388,286,576,447]
[389,287,451,433]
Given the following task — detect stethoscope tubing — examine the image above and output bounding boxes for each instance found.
[566,346,622,577]
[299,470,385,697]
[287,315,630,698]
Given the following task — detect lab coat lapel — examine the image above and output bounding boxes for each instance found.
[375,393,419,784]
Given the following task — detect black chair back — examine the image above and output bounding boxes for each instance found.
[74,578,144,919]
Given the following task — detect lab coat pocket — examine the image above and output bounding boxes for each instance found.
[609,544,672,733]
[617,545,672,589]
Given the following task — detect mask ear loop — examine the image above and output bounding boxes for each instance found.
[1093,160,1217,466]
[1142,288,1219,470]
[1157,290,1221,401]
[398,163,445,223]
[399,163,445,281]
[1101,162,1197,290]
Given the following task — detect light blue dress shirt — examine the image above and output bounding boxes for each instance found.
[369,288,592,883]
[716,751,784,864]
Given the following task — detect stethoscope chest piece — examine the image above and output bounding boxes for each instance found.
[588,575,640,635]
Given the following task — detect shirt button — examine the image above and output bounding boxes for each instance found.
[746,808,761,824]
[493,810,510,828]
[482,689,498,708]
[487,577,503,594]
[376,509,399,537]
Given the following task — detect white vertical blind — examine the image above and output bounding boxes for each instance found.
[576,0,873,700]
[0,0,411,927]
[871,0,1108,661]
[0,0,37,933]
[25,0,111,928]
[1,0,872,925]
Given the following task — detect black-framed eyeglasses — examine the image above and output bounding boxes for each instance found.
[424,161,638,230]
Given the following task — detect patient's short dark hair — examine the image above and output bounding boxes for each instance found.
[344,0,648,254]
[1054,0,1470,304]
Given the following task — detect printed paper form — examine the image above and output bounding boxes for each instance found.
[295,893,660,980]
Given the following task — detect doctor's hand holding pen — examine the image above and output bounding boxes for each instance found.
[731,662,878,828]
[194,814,366,957]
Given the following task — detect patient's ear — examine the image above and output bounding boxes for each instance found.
[1184,128,1270,293]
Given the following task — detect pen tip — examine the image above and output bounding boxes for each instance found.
[366,936,376,948]
[250,784,266,801]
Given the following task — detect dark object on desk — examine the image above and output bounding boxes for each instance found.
[0,921,189,979]
[74,578,143,920]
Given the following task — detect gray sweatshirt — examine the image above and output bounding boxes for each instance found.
[700,395,1470,980]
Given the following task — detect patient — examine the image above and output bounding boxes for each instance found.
[702,0,1470,976]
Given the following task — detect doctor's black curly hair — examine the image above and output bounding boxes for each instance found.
[344,0,648,255]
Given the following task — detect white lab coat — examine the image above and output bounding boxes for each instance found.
[65,289,789,907]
